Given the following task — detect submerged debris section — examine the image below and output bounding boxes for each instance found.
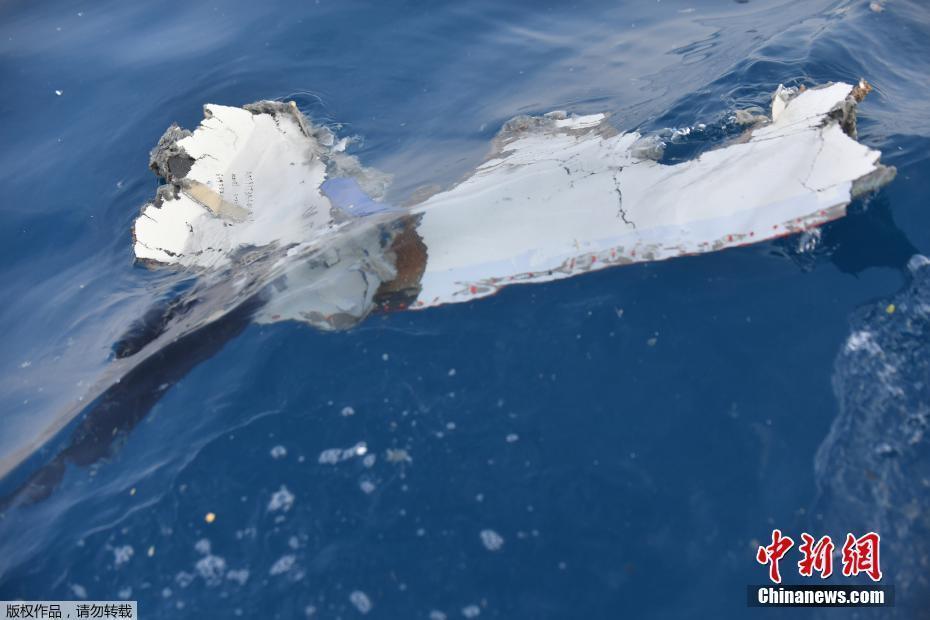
[131,82,893,321]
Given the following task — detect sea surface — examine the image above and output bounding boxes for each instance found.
[1,0,930,618]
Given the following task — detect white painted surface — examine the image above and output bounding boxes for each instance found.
[409,83,883,308]
[133,104,336,268]
[131,83,889,317]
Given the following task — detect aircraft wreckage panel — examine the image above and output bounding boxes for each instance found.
[410,83,888,307]
[131,81,894,319]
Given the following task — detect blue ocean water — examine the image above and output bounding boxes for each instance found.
[1,0,929,618]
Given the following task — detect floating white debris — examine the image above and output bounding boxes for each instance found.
[113,545,134,567]
[479,529,505,551]
[385,448,412,463]
[410,82,892,308]
[270,444,287,459]
[134,103,339,268]
[226,569,250,586]
[130,81,892,326]
[195,554,227,586]
[318,441,368,464]
[267,485,295,512]
[318,448,342,464]
[269,554,296,576]
[194,538,211,555]
[349,590,373,614]
[462,604,481,618]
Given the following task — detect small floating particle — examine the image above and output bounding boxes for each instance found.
[349,590,373,614]
[885,303,896,314]
[480,529,505,551]
[341,406,355,417]
[270,445,287,459]
[113,545,134,566]
[129,487,136,496]
[646,336,658,346]
[506,433,519,443]
[385,448,411,463]
[54,89,63,96]
[147,546,155,557]
[204,512,216,524]
[267,485,295,512]
[269,554,296,576]
[462,604,481,618]
[226,568,250,586]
